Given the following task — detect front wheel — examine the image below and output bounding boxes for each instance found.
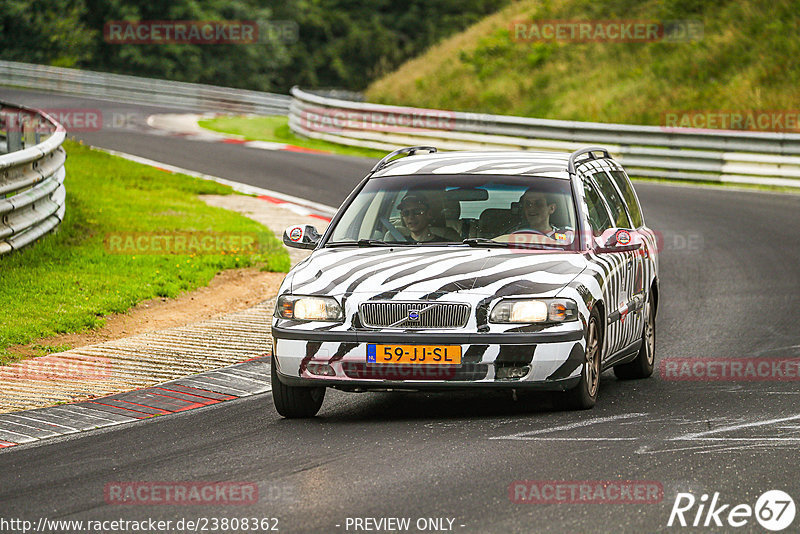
[562,310,601,410]
[271,356,325,418]
[613,298,655,380]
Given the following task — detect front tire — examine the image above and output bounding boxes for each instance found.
[271,356,325,418]
[613,297,655,380]
[562,310,601,410]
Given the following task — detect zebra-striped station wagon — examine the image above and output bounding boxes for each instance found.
[272,147,659,417]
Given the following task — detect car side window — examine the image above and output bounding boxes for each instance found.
[582,179,614,236]
[609,170,644,227]
[592,171,632,229]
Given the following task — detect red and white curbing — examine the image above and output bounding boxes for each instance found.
[145,113,332,155]
[217,137,331,155]
[0,358,271,450]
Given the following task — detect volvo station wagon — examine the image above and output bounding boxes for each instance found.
[271,147,659,417]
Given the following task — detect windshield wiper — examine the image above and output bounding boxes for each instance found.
[462,238,508,248]
[357,239,392,246]
[326,239,406,248]
[462,238,566,250]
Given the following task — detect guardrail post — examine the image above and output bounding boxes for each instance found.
[7,128,22,152]
[23,114,36,148]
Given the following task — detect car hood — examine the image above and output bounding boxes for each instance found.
[288,246,587,299]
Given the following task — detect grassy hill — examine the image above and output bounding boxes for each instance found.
[365,0,799,126]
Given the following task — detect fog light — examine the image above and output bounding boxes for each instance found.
[496,366,530,380]
[307,363,335,376]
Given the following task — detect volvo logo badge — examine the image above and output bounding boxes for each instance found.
[408,310,420,321]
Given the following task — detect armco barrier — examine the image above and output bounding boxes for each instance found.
[289,87,800,188]
[0,60,290,115]
[2,62,797,188]
[0,103,66,255]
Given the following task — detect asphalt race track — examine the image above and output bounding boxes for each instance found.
[2,88,800,533]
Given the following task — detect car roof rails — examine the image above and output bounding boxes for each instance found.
[567,147,611,175]
[370,146,437,173]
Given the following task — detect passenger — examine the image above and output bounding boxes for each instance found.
[514,187,573,243]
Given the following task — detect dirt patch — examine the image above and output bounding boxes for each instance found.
[8,267,285,358]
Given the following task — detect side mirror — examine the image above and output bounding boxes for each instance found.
[283,224,321,250]
[596,228,641,253]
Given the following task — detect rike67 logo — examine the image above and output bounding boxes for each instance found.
[668,490,796,531]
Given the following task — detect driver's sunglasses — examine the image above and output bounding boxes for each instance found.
[523,199,548,208]
[401,208,426,217]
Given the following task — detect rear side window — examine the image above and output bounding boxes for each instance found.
[592,172,632,229]
[583,180,613,236]
[609,170,644,227]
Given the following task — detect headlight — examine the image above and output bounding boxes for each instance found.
[276,295,343,321]
[489,298,578,323]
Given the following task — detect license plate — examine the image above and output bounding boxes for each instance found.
[367,344,462,365]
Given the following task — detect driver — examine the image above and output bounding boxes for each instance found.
[514,187,573,243]
[396,193,448,242]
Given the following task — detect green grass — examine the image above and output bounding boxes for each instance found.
[0,140,290,364]
[198,115,387,159]
[366,0,800,127]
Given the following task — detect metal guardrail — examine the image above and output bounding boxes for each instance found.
[0,60,291,115]
[289,87,800,188]
[0,103,67,256]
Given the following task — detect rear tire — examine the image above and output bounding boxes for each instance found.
[271,356,325,418]
[613,297,655,380]
[562,310,601,410]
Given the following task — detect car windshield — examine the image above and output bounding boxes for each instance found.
[327,174,577,248]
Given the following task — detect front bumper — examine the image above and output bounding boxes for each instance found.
[272,326,586,391]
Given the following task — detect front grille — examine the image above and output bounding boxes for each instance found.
[359,301,470,329]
